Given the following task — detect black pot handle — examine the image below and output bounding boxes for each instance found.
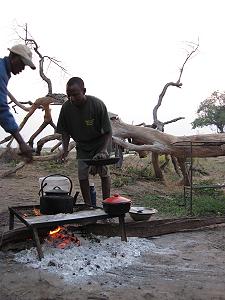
[40,174,73,197]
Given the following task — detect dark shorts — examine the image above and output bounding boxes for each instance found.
[77,159,110,180]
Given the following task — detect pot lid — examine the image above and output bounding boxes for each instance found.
[103,194,131,204]
[45,186,69,195]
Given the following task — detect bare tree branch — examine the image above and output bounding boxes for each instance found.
[164,117,185,125]
[153,40,199,129]
[7,91,32,112]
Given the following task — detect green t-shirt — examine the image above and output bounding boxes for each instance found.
[56,95,112,159]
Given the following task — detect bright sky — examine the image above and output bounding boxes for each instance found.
[0,0,225,147]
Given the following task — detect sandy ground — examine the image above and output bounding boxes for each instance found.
[1,227,225,300]
[1,160,225,299]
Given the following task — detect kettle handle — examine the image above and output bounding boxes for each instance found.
[40,174,73,197]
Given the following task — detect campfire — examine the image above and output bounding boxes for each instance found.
[45,226,80,249]
[14,236,159,283]
[8,203,128,260]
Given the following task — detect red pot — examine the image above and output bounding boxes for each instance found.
[102,194,132,216]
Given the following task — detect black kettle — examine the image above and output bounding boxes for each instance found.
[39,174,79,215]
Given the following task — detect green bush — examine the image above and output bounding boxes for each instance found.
[134,191,225,218]
[111,161,156,187]
[135,193,187,217]
[112,176,135,188]
[192,195,225,216]
[126,165,154,180]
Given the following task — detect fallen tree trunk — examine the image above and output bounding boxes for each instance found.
[111,118,225,158]
[85,216,225,237]
[1,216,225,250]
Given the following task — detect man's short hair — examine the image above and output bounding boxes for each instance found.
[67,77,85,89]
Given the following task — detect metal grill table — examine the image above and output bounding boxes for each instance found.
[8,204,127,260]
[173,140,225,214]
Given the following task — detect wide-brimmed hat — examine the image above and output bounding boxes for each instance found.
[8,44,36,70]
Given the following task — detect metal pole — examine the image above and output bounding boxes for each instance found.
[9,209,15,230]
[32,227,44,260]
[190,141,193,215]
[118,215,127,242]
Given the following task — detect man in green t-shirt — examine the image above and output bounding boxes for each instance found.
[56,77,112,205]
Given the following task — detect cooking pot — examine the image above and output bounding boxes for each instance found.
[39,174,79,215]
[102,194,131,216]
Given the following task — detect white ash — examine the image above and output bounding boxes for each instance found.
[14,235,172,283]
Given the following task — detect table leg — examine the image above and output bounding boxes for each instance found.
[118,214,127,242]
[31,227,44,260]
[9,210,14,230]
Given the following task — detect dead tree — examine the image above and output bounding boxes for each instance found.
[149,41,199,180]
[132,42,199,179]
[111,117,225,185]
[1,31,222,186]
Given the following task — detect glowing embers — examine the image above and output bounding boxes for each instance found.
[22,207,41,218]
[33,208,41,216]
[46,226,80,249]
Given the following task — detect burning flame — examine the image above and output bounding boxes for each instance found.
[46,226,80,249]
[49,226,61,235]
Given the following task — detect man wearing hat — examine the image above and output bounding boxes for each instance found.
[0,44,36,161]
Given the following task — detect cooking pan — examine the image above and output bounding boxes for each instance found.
[83,157,120,166]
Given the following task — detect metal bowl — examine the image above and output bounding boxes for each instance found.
[129,207,157,222]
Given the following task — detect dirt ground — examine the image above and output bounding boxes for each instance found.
[1,157,225,300]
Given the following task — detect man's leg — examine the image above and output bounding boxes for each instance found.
[78,160,91,205]
[79,179,91,205]
[101,176,111,200]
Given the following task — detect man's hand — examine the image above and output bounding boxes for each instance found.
[60,149,69,163]
[90,151,109,176]
[93,151,109,160]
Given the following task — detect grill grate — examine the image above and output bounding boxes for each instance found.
[8,203,127,260]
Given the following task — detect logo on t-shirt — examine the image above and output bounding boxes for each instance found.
[85,119,94,126]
